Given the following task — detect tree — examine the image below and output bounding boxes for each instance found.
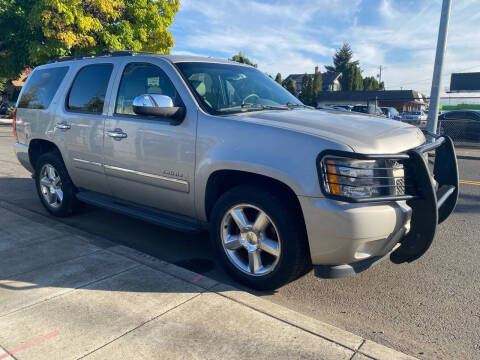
[0,0,180,78]
[362,76,380,91]
[283,78,297,96]
[341,63,363,91]
[0,78,7,94]
[230,52,257,67]
[299,74,314,106]
[325,43,358,74]
[326,43,364,91]
[313,71,322,95]
[275,73,282,85]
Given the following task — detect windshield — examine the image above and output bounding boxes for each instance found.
[176,62,303,115]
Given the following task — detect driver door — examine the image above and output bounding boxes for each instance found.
[103,61,197,218]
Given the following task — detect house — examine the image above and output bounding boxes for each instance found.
[316,90,428,112]
[285,66,342,95]
[1,68,32,103]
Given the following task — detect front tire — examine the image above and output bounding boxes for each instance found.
[35,152,78,217]
[210,185,310,290]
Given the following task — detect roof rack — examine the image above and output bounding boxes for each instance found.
[47,50,159,63]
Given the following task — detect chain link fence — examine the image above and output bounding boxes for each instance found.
[438,119,480,148]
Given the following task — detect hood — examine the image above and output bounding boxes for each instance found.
[232,109,426,153]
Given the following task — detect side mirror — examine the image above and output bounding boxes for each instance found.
[132,94,185,123]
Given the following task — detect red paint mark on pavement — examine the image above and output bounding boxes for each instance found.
[0,330,59,359]
[190,274,203,283]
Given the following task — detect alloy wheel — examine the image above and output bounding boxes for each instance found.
[220,204,281,276]
[39,164,63,209]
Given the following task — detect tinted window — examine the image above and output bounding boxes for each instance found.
[18,67,68,109]
[462,112,479,120]
[67,64,113,113]
[352,106,367,113]
[115,63,181,115]
[446,112,465,120]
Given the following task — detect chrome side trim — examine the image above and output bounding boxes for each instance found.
[104,165,189,186]
[73,158,103,167]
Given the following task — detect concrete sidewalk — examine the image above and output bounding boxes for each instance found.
[0,201,415,360]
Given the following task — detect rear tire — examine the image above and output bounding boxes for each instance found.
[35,152,79,217]
[210,185,310,290]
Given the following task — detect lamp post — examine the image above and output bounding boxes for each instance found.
[426,0,453,135]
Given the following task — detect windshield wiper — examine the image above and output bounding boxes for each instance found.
[218,103,289,113]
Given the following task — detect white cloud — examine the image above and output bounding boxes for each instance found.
[172,0,480,94]
[173,0,361,76]
[170,49,209,57]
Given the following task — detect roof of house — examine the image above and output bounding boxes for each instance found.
[450,72,480,92]
[316,90,427,104]
[10,68,32,88]
[285,72,342,84]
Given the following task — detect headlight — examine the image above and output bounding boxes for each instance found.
[320,156,406,200]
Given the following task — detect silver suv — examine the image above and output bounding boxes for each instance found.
[13,52,459,289]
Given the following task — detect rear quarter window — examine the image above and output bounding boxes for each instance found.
[17,67,69,109]
[67,63,113,113]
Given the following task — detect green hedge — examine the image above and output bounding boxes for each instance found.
[440,104,480,110]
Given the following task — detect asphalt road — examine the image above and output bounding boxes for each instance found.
[1,125,479,359]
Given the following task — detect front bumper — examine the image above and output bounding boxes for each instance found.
[302,135,458,278]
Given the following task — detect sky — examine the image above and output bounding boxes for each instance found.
[170,0,480,96]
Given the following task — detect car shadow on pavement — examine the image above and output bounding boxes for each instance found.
[0,178,280,302]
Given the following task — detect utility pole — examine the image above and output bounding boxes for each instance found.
[427,0,452,135]
[377,65,382,84]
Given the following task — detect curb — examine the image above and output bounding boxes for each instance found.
[0,119,12,126]
[0,345,14,360]
[0,200,417,360]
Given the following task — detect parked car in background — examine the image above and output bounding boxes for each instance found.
[0,103,8,115]
[0,102,15,116]
[351,104,385,117]
[316,105,350,112]
[438,110,480,143]
[330,106,351,112]
[316,105,336,110]
[332,105,352,111]
[400,111,427,127]
[381,107,401,120]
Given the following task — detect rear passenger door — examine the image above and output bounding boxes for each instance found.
[54,63,115,195]
[103,61,196,218]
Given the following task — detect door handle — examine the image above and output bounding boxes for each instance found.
[106,129,128,139]
[55,122,71,130]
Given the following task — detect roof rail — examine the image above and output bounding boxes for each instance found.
[47,50,159,63]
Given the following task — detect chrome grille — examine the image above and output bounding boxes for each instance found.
[389,160,407,196]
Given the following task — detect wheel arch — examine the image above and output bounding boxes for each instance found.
[28,139,63,174]
[203,169,306,228]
